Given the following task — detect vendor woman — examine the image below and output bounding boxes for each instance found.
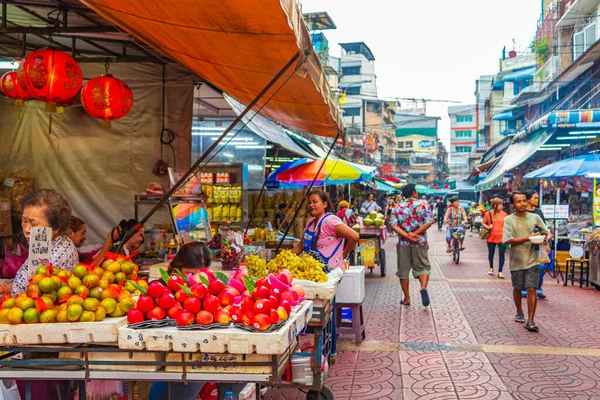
[292,190,359,268]
[11,189,79,297]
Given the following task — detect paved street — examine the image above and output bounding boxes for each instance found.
[266,228,600,399]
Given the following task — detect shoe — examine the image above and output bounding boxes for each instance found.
[537,290,547,299]
[488,269,494,275]
[420,289,430,307]
[498,272,505,279]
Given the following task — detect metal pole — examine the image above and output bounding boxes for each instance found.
[137,51,301,227]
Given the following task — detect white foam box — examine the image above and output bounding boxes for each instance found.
[300,284,337,301]
[59,350,165,371]
[0,317,127,345]
[118,301,312,354]
[336,266,365,304]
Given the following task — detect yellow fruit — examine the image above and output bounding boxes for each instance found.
[56,310,68,323]
[123,282,136,294]
[23,308,40,323]
[94,306,106,321]
[67,295,84,307]
[17,297,35,311]
[40,309,57,323]
[39,277,56,293]
[114,272,126,283]
[66,304,83,322]
[2,298,16,309]
[89,287,103,300]
[108,304,126,318]
[32,274,44,285]
[51,267,62,275]
[75,286,89,297]
[79,311,96,322]
[101,298,117,314]
[121,262,134,274]
[26,284,41,298]
[94,267,104,276]
[57,286,72,301]
[101,259,113,269]
[101,271,116,284]
[73,265,88,279]
[0,309,10,323]
[67,276,82,290]
[82,274,99,288]
[8,308,23,324]
[105,262,121,274]
[43,291,57,303]
[56,270,71,280]
[98,278,110,290]
[116,257,126,265]
[82,298,100,312]
[51,276,63,290]
[136,280,148,290]
[118,297,135,313]
[40,296,54,309]
[36,266,48,275]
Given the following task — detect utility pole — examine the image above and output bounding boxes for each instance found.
[475,79,480,148]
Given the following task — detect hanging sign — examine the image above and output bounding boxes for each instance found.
[541,204,570,220]
[28,227,53,278]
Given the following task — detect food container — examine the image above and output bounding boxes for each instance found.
[529,236,545,244]
[291,356,313,385]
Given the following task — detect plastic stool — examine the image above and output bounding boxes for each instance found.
[335,302,365,345]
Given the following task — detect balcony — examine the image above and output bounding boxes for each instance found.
[534,56,560,84]
[501,54,536,73]
[557,0,599,27]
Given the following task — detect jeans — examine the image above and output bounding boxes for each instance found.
[437,214,444,229]
[486,242,505,272]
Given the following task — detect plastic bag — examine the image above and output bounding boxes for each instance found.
[0,380,20,400]
[0,244,27,279]
[539,243,551,264]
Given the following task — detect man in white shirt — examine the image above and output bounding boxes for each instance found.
[360,193,381,215]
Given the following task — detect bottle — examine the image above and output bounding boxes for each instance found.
[223,391,233,400]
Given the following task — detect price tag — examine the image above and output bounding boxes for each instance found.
[28,227,53,278]
[3,178,14,187]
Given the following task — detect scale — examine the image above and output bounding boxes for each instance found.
[569,238,585,259]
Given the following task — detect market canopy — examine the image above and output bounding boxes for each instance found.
[492,111,513,121]
[524,153,600,179]
[374,178,400,194]
[81,0,343,138]
[475,129,554,191]
[276,158,377,185]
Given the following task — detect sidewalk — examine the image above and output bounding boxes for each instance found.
[265,228,600,399]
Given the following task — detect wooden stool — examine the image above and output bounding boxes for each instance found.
[335,303,365,345]
[565,258,590,288]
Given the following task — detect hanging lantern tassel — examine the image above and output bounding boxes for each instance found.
[48,114,53,135]
[102,120,112,129]
[45,102,57,113]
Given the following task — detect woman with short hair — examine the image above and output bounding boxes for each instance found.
[11,189,79,296]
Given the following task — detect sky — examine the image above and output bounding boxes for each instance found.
[300,0,542,149]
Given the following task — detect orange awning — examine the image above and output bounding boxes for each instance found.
[80,0,343,138]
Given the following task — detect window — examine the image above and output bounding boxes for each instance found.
[455,146,472,153]
[455,130,472,138]
[398,158,410,166]
[405,141,413,148]
[343,86,361,95]
[574,22,597,59]
[342,107,361,117]
[397,142,404,149]
[456,115,473,123]
[342,66,361,76]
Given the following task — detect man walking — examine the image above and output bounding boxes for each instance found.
[435,198,447,231]
[524,190,552,299]
[503,192,551,332]
[391,184,434,307]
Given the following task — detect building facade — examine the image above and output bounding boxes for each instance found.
[395,112,441,184]
[448,105,477,180]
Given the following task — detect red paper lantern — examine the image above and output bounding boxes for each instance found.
[1,71,31,107]
[16,54,35,98]
[21,48,82,112]
[80,74,133,128]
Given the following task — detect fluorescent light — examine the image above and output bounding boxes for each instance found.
[0,61,19,69]
[586,172,600,178]
[222,152,234,158]
[248,165,264,171]
[235,145,270,149]
[540,143,569,147]
[569,130,600,135]
[538,148,562,151]
[556,135,596,140]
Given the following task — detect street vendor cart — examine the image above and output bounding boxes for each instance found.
[355,227,386,277]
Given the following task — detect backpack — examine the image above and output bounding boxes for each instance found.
[337,209,357,226]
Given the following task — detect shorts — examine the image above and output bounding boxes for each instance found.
[396,243,431,279]
[446,226,465,241]
[511,265,540,291]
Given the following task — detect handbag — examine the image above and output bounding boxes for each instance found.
[479,212,492,240]
[0,244,27,279]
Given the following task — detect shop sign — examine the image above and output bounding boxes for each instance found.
[594,179,600,228]
[28,227,53,278]
[541,204,570,220]
[419,140,435,148]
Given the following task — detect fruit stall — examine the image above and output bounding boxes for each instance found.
[0,247,346,399]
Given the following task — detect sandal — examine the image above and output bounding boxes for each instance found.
[420,289,430,307]
[514,313,525,323]
[524,321,539,332]
[460,247,466,251]
[400,300,411,306]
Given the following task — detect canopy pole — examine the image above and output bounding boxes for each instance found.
[245,147,280,236]
[275,132,341,253]
[117,51,302,252]
[554,186,560,259]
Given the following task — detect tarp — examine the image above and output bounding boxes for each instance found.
[223,94,317,159]
[374,178,400,194]
[475,129,554,191]
[80,0,343,138]
[524,154,600,179]
[492,111,513,121]
[502,66,536,82]
[0,63,195,244]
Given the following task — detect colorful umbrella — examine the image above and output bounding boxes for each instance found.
[265,159,309,189]
[524,153,600,179]
[276,158,377,185]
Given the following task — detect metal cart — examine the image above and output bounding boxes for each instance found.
[355,227,386,277]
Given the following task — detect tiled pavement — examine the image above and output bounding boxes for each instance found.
[265,228,600,399]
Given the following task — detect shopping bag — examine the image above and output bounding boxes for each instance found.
[0,380,21,400]
[0,244,27,279]
[539,243,551,264]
